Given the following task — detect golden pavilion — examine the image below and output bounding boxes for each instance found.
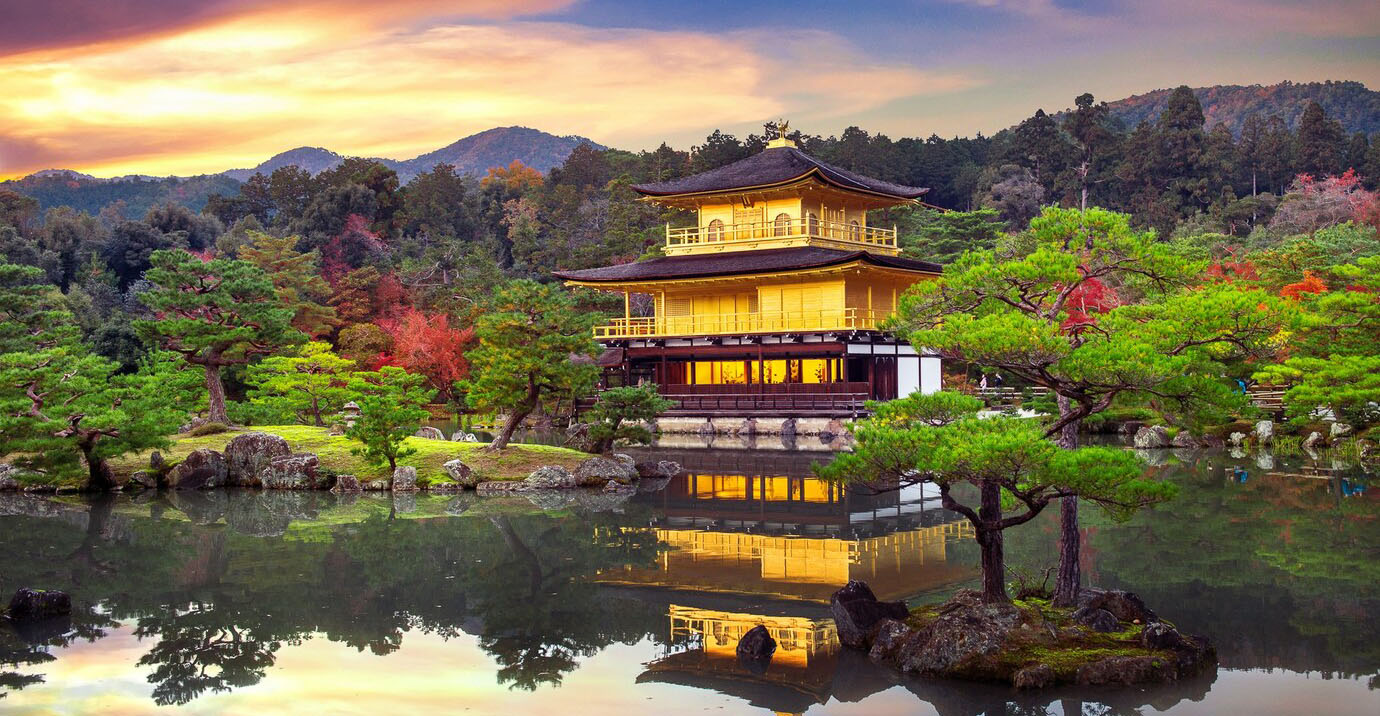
[555,129,943,417]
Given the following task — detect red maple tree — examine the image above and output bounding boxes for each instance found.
[376,309,474,403]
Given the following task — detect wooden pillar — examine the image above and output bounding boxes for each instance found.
[623,291,630,323]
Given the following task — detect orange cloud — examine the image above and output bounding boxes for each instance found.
[0,13,973,178]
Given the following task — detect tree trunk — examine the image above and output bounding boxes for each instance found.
[976,481,1008,603]
[205,362,229,424]
[81,441,117,492]
[310,396,323,427]
[1053,393,1082,606]
[1054,496,1081,606]
[487,380,539,451]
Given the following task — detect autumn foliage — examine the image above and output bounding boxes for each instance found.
[375,309,474,403]
[1280,271,1328,300]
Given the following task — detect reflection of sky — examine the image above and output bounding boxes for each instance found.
[12,622,1380,715]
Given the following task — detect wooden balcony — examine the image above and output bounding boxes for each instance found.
[665,217,897,255]
[593,307,884,339]
[660,382,871,416]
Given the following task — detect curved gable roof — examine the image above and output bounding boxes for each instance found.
[554,246,941,283]
[631,146,928,200]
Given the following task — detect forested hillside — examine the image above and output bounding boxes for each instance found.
[1101,81,1380,138]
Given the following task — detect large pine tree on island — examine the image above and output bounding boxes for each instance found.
[137,250,302,424]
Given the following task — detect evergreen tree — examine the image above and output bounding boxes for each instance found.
[245,341,357,426]
[137,250,302,423]
[460,280,599,451]
[345,366,430,476]
[238,231,337,337]
[1295,101,1346,178]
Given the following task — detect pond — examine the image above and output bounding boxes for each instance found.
[0,444,1376,715]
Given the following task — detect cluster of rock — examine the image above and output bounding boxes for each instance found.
[828,580,1215,689]
[474,454,681,496]
[1131,425,1223,450]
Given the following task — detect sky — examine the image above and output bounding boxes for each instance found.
[0,0,1377,179]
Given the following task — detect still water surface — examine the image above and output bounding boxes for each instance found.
[0,443,1376,715]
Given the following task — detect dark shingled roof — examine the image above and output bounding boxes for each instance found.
[631,146,928,200]
[554,246,941,283]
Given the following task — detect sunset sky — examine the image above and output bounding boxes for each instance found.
[1,0,1377,179]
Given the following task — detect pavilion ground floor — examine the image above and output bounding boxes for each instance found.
[593,331,941,418]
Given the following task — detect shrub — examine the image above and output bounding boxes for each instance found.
[189,422,229,436]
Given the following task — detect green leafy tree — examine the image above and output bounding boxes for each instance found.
[136,250,302,424]
[584,384,673,454]
[238,231,338,337]
[461,280,600,451]
[246,341,357,426]
[819,392,1171,603]
[892,207,1289,604]
[0,262,179,489]
[345,366,430,475]
[1256,255,1380,426]
[896,207,1005,264]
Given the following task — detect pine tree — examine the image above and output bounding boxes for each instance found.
[137,250,302,424]
[1295,101,1346,178]
[238,231,338,337]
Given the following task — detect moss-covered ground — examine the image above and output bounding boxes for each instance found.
[105,425,589,487]
[903,597,1172,682]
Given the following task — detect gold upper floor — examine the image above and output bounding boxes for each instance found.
[661,184,901,257]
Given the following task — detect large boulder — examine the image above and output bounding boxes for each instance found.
[573,456,637,486]
[414,427,445,440]
[331,475,362,493]
[1228,431,1247,447]
[1132,425,1171,449]
[166,449,228,490]
[1074,655,1177,686]
[262,453,327,490]
[1141,621,1184,649]
[1012,663,1055,690]
[1303,431,1325,449]
[224,432,291,487]
[443,459,479,488]
[1076,588,1157,623]
[1330,422,1352,439]
[1254,420,1274,445]
[1170,431,1201,449]
[7,588,72,621]
[894,590,1021,676]
[0,464,19,491]
[524,466,576,490]
[392,466,418,491]
[1072,606,1120,633]
[635,460,682,480]
[829,580,910,649]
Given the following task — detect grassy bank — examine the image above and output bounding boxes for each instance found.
[107,425,589,487]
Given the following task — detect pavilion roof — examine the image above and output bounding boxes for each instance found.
[631,145,928,201]
[553,246,941,283]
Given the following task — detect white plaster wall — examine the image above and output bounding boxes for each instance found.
[920,357,942,395]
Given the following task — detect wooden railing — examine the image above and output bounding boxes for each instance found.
[666,217,896,251]
[593,307,885,339]
[660,382,872,414]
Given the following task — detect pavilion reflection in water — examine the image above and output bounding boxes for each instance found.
[615,448,977,714]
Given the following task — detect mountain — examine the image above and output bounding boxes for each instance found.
[397,126,602,180]
[222,147,346,182]
[220,126,603,183]
[1097,80,1380,137]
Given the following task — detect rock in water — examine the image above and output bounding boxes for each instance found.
[1254,420,1274,445]
[331,475,362,492]
[7,588,72,620]
[1132,425,1170,449]
[1170,431,1201,448]
[392,466,418,491]
[830,580,910,649]
[524,466,575,489]
[635,460,682,479]
[736,624,776,672]
[573,456,637,486]
[262,454,326,490]
[166,449,228,489]
[1330,422,1352,439]
[414,427,445,440]
[1303,431,1325,449]
[1228,431,1247,446]
[894,589,1020,676]
[1013,664,1055,690]
[443,459,479,488]
[223,432,292,487]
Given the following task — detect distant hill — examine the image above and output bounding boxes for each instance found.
[0,170,242,217]
[221,126,603,183]
[1099,80,1380,137]
[222,147,347,181]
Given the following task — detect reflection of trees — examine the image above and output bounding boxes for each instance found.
[134,604,281,706]
[1004,451,1380,678]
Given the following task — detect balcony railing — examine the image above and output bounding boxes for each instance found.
[593,307,885,339]
[666,217,896,252]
